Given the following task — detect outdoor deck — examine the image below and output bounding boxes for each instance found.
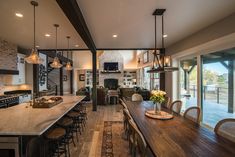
[183,97,235,128]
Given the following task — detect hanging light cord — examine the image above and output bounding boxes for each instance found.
[55,26,57,57]
[67,36,70,59]
[33,3,36,50]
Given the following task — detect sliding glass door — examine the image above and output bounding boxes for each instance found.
[202,51,235,128]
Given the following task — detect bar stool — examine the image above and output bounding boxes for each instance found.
[73,105,87,127]
[45,127,67,157]
[67,111,83,142]
[57,117,75,157]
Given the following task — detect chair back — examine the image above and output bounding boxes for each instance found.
[128,119,147,156]
[123,108,132,120]
[170,100,182,114]
[162,96,171,109]
[131,93,143,102]
[214,118,235,143]
[183,106,200,123]
[120,98,127,109]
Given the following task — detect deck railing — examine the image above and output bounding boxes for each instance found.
[186,85,228,105]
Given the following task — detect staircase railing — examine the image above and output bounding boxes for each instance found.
[47,78,58,95]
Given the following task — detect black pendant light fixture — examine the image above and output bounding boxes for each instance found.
[65,36,73,71]
[147,9,178,73]
[50,24,63,68]
[25,1,44,64]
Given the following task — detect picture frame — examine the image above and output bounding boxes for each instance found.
[79,74,85,81]
[143,51,149,63]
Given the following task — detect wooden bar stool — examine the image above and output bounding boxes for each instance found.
[45,127,67,157]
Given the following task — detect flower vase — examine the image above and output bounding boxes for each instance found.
[154,103,161,114]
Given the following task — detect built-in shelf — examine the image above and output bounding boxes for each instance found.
[100,71,121,74]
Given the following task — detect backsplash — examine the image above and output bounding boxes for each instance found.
[0,38,17,70]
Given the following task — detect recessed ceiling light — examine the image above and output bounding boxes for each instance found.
[15,13,23,18]
[45,34,50,37]
[75,44,79,47]
[112,34,118,38]
[36,45,40,48]
[163,34,168,38]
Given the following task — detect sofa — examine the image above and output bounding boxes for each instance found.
[119,87,150,101]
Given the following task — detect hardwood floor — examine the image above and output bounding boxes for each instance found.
[70,104,124,157]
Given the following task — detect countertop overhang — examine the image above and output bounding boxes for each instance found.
[0,96,85,136]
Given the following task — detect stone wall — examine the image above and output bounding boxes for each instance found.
[0,38,17,70]
[99,51,124,86]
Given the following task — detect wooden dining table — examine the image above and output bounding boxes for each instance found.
[124,100,235,157]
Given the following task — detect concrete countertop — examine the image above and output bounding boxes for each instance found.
[0,96,85,136]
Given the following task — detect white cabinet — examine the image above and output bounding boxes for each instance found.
[12,53,25,85]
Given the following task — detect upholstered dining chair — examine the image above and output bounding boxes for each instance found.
[131,93,143,102]
[128,119,148,157]
[214,118,235,143]
[170,100,182,114]
[183,106,201,123]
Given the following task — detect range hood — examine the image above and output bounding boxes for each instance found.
[0,69,19,75]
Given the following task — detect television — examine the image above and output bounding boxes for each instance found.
[104,62,118,71]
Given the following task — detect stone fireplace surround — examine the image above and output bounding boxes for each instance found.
[99,51,124,87]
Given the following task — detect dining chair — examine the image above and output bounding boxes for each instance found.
[120,98,127,109]
[183,106,200,123]
[128,119,148,157]
[214,118,235,143]
[131,93,143,102]
[123,109,133,140]
[162,96,171,109]
[170,100,182,114]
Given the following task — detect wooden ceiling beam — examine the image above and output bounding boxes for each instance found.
[56,0,96,53]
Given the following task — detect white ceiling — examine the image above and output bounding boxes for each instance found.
[0,0,87,49]
[77,0,235,49]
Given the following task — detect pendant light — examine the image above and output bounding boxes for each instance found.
[147,9,178,73]
[25,1,44,64]
[65,36,73,70]
[50,24,63,68]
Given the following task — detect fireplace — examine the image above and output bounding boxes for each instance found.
[104,79,118,90]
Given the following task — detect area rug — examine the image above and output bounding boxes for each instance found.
[101,121,131,157]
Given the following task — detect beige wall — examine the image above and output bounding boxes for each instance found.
[166,13,235,55]
[165,13,235,101]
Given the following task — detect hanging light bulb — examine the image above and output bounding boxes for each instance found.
[65,36,73,70]
[50,24,63,68]
[25,1,44,64]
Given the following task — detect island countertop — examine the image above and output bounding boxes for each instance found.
[0,96,85,136]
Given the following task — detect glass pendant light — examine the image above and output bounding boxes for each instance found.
[65,36,73,71]
[25,1,44,64]
[50,24,63,68]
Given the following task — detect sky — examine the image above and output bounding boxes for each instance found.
[203,62,227,75]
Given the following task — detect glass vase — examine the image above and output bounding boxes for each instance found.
[154,102,161,114]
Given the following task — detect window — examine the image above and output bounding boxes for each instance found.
[179,58,197,112]
[143,66,151,90]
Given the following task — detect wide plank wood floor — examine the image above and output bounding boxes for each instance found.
[69,103,124,157]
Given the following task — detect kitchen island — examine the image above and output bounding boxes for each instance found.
[0,96,85,157]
